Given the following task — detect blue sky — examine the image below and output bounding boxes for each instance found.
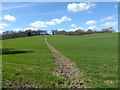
[0,2,118,33]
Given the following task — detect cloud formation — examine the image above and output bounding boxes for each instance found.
[68,27,83,31]
[30,21,47,28]
[4,14,16,21]
[13,27,38,31]
[71,24,76,27]
[0,17,2,20]
[67,3,95,12]
[0,31,4,34]
[13,28,23,31]
[100,16,114,22]
[87,26,97,30]
[24,27,38,31]
[86,20,96,25]
[103,21,118,27]
[0,23,8,29]
[30,16,71,28]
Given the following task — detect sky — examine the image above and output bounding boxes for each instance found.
[0,2,118,34]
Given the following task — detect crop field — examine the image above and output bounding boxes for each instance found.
[2,36,64,88]
[47,33,118,88]
[2,33,118,88]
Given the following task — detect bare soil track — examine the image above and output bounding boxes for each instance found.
[45,36,86,88]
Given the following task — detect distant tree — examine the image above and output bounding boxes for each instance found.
[87,29,93,32]
[51,29,58,35]
[28,32,31,36]
[1,29,48,40]
[101,27,113,33]
[109,27,114,32]
[51,29,55,35]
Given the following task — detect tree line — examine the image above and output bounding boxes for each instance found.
[0,27,115,40]
[51,27,114,35]
[1,29,48,40]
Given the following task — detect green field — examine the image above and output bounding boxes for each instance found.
[2,33,118,88]
[2,36,64,88]
[47,33,118,88]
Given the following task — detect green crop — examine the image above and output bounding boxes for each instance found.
[47,33,118,88]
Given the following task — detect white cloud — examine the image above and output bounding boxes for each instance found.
[30,16,71,28]
[24,27,38,31]
[71,24,76,27]
[68,27,83,31]
[103,21,118,27]
[87,26,97,30]
[0,23,8,29]
[100,16,114,22]
[86,20,96,25]
[0,17,2,20]
[13,27,38,31]
[67,3,95,12]
[57,28,65,31]
[46,21,56,26]
[46,19,62,25]
[13,28,24,31]
[61,16,71,21]
[30,21,47,28]
[0,31,4,34]
[52,19,62,24]
[4,14,16,21]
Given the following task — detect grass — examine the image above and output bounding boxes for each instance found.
[47,33,118,88]
[2,36,64,88]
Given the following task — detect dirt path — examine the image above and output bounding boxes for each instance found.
[45,36,86,88]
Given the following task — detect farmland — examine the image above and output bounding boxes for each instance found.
[2,33,118,88]
[2,36,64,88]
[47,33,118,88]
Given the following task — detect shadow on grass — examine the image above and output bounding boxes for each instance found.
[0,48,34,55]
